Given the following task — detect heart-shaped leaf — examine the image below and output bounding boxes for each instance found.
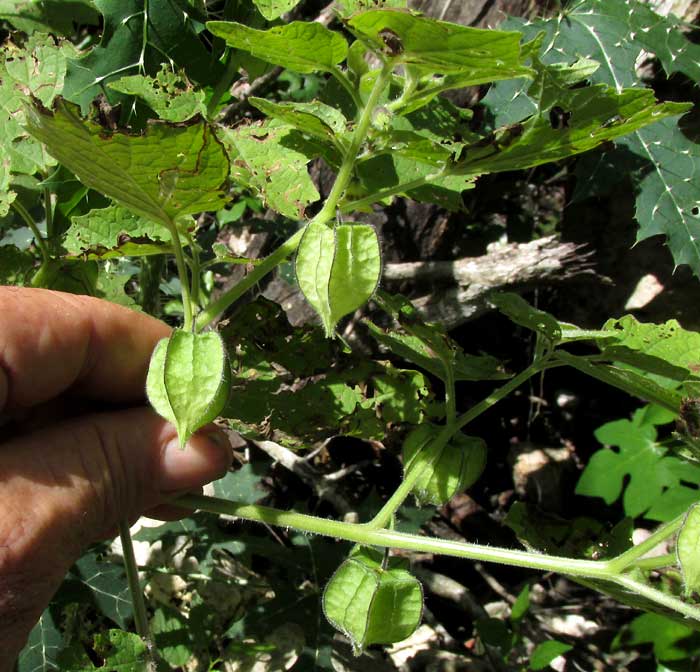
[323,548,423,654]
[146,330,230,447]
[296,221,381,337]
[403,424,487,506]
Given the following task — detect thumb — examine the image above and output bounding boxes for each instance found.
[0,406,231,663]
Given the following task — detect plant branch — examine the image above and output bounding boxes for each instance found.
[631,553,677,571]
[195,227,305,331]
[11,200,50,263]
[339,174,439,214]
[118,519,151,641]
[167,219,194,332]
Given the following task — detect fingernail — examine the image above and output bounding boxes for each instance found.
[159,429,232,492]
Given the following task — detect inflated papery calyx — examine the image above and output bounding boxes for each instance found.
[295,221,381,337]
[323,547,423,655]
[146,330,231,447]
[678,503,700,596]
[403,424,487,506]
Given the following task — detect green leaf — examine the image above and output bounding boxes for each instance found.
[0,34,74,213]
[25,100,230,228]
[322,547,423,654]
[455,87,689,177]
[0,244,33,284]
[488,2,700,275]
[108,65,206,122]
[57,629,150,670]
[296,222,381,337]
[530,640,573,670]
[403,424,487,506]
[0,0,99,35]
[510,584,530,622]
[337,0,407,18]
[249,97,347,154]
[576,406,700,521]
[152,607,193,667]
[489,292,561,343]
[31,259,99,295]
[347,10,531,81]
[213,463,264,504]
[146,330,231,447]
[221,121,320,219]
[677,504,700,596]
[63,0,223,111]
[65,205,169,257]
[252,0,301,20]
[619,613,700,662]
[600,315,700,391]
[17,610,62,672]
[207,20,348,74]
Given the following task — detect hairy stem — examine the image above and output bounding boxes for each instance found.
[631,553,677,571]
[167,221,194,332]
[195,227,305,330]
[118,519,151,641]
[11,200,50,264]
[608,513,685,574]
[366,362,545,529]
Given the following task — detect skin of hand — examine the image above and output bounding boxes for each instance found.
[0,287,233,668]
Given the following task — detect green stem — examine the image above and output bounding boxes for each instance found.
[613,574,700,622]
[139,255,164,317]
[11,200,50,264]
[444,363,457,424]
[43,186,54,246]
[608,513,685,574]
[174,493,618,579]
[631,553,677,571]
[367,361,544,529]
[118,519,151,640]
[167,221,194,332]
[339,173,440,214]
[185,232,201,313]
[195,227,304,331]
[554,351,681,413]
[207,49,239,120]
[314,62,394,226]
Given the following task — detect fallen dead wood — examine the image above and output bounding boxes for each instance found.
[383,235,596,330]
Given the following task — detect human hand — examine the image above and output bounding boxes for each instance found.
[0,288,232,668]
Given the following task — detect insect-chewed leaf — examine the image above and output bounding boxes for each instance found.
[403,424,487,506]
[146,330,231,447]
[323,548,423,655]
[296,222,381,337]
[677,504,700,595]
[207,20,348,74]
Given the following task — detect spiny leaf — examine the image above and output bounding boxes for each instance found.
[252,0,302,20]
[63,0,222,111]
[108,65,206,122]
[347,9,532,79]
[323,547,423,654]
[677,504,700,596]
[65,204,169,257]
[295,221,381,337]
[207,20,348,74]
[403,424,487,506]
[25,100,230,228]
[222,121,320,220]
[147,330,231,447]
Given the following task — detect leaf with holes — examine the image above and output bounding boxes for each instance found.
[323,547,423,654]
[147,330,231,447]
[108,65,206,122]
[221,121,320,219]
[57,629,150,670]
[295,221,381,337]
[207,20,348,74]
[63,0,222,111]
[25,100,229,228]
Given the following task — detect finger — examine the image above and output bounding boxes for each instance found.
[0,408,231,660]
[0,287,170,412]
